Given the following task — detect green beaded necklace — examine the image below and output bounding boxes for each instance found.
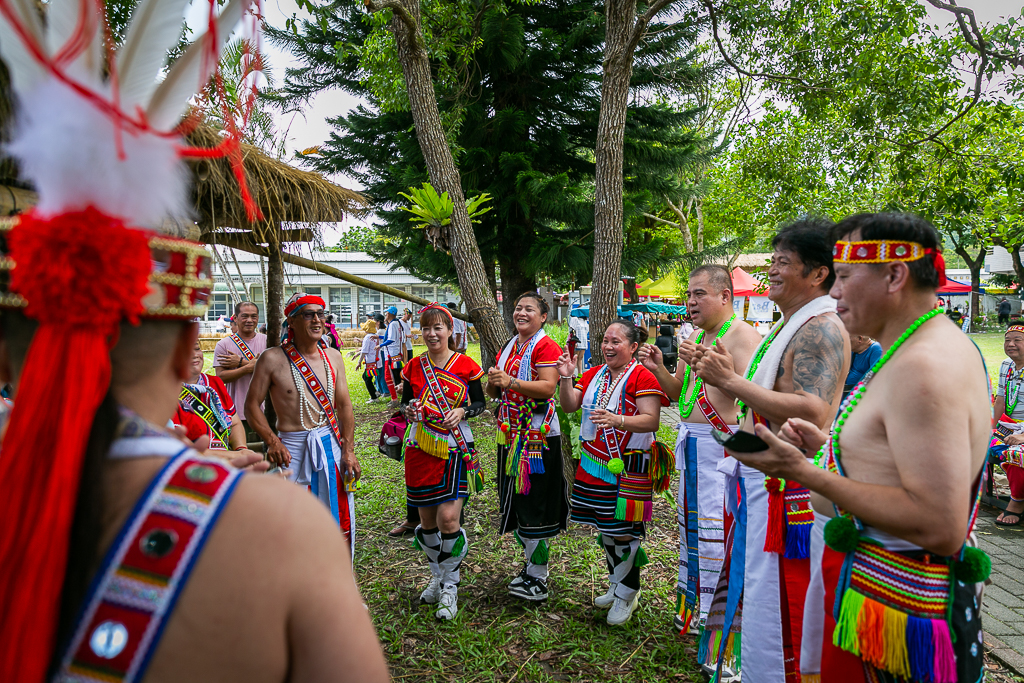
[679,314,736,419]
[735,321,786,417]
[816,307,942,468]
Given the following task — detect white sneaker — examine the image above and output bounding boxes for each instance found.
[594,584,617,608]
[702,664,740,682]
[419,576,441,604]
[366,398,380,404]
[606,592,639,626]
[435,584,458,620]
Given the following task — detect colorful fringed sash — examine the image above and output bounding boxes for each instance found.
[417,353,483,494]
[495,330,555,493]
[613,442,673,522]
[990,414,1024,469]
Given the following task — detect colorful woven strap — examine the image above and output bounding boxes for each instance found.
[179,384,229,448]
[696,383,732,434]
[283,342,343,447]
[56,454,242,683]
[229,333,257,362]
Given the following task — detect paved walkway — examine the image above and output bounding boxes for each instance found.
[977,504,1024,673]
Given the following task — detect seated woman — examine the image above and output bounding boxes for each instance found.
[401,303,486,620]
[991,325,1024,525]
[174,339,250,452]
[557,319,670,626]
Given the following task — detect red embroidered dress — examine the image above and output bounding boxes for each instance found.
[570,364,668,537]
[402,353,484,506]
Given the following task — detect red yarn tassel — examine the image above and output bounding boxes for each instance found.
[0,210,151,682]
[764,477,787,554]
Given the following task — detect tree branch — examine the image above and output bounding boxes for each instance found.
[627,0,679,52]
[642,212,679,228]
[363,0,423,51]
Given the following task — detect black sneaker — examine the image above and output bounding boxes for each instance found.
[507,564,529,590]
[508,574,548,601]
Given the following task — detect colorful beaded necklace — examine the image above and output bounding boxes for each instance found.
[735,320,786,417]
[679,314,736,419]
[815,308,941,468]
[1007,363,1023,416]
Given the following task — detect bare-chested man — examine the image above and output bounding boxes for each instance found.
[694,220,850,683]
[638,265,760,674]
[247,293,361,552]
[732,213,989,683]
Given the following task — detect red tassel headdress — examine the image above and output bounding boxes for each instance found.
[0,0,256,676]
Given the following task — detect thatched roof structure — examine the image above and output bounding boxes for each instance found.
[184,123,366,242]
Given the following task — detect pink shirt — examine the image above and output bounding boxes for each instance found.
[212,332,268,422]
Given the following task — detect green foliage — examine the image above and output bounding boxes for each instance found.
[397,183,493,249]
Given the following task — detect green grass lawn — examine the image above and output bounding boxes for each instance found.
[338,344,698,683]
[971,332,1006,382]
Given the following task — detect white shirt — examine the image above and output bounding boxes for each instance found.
[453,317,468,350]
[384,319,404,360]
[359,334,378,365]
[401,319,413,350]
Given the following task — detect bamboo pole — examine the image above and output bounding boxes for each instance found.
[206,233,470,322]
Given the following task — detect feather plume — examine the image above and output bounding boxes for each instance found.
[45,0,104,81]
[116,0,191,114]
[145,0,251,131]
[7,76,191,226]
[0,0,47,92]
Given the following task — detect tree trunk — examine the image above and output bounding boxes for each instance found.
[387,0,507,360]
[590,0,638,342]
[266,238,284,348]
[265,235,284,432]
[498,257,536,336]
[695,197,705,253]
[1009,243,1024,308]
[953,244,985,332]
[665,196,692,252]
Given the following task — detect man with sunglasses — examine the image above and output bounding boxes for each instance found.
[247,293,361,553]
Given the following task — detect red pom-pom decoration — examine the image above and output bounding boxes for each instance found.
[500,422,510,432]
[542,424,551,434]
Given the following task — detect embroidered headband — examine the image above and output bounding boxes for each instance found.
[420,301,454,327]
[1006,325,1024,336]
[832,240,946,287]
[284,293,327,318]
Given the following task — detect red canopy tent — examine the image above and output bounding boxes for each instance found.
[936,278,971,294]
[732,267,767,297]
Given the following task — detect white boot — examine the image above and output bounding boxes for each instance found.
[419,573,441,604]
[435,583,458,620]
[594,583,618,608]
[607,592,639,626]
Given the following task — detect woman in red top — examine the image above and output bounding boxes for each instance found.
[400,303,486,621]
[486,292,568,602]
[173,340,249,451]
[558,319,669,626]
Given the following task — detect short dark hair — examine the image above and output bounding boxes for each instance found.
[831,213,942,290]
[689,264,733,299]
[772,217,837,291]
[234,301,258,317]
[513,292,550,322]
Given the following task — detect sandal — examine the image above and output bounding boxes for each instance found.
[995,510,1023,526]
[388,521,417,537]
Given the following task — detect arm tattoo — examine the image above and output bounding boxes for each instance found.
[790,317,844,403]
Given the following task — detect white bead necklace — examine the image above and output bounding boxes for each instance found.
[290,347,334,430]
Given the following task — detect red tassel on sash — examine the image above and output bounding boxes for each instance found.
[764,476,787,554]
[0,209,151,682]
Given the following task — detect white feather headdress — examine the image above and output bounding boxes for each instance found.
[0,0,254,226]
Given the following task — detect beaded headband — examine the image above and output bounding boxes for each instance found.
[832,240,946,286]
[0,216,213,319]
[1006,325,1024,336]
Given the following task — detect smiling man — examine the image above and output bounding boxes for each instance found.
[694,219,850,683]
[247,292,360,554]
[638,265,760,674]
[730,213,990,683]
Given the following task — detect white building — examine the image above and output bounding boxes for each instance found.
[207,248,459,328]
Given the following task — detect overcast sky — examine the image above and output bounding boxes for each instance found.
[208,0,1024,243]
